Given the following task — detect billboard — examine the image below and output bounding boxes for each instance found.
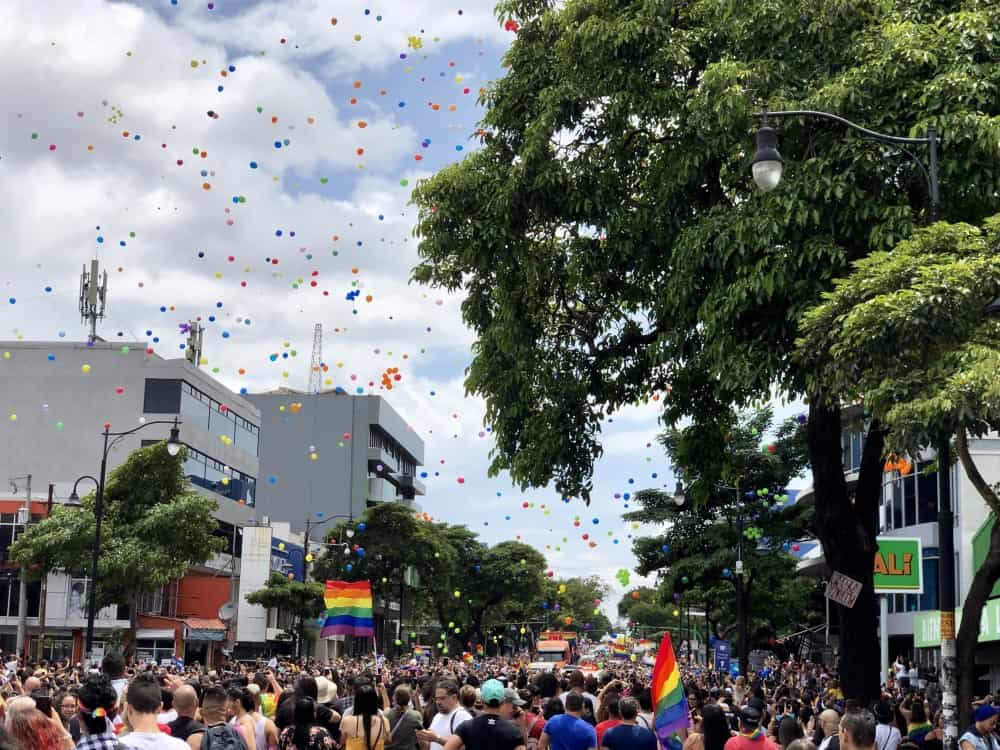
[874,537,922,594]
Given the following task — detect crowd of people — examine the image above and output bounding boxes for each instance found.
[0,651,992,750]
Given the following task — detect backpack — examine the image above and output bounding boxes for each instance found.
[202,723,249,750]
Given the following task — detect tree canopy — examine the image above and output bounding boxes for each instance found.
[10,443,224,656]
[411,0,1000,700]
[245,573,325,654]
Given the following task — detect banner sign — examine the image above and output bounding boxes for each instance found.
[874,537,923,594]
[713,640,731,673]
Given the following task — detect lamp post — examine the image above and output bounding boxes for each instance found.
[673,480,748,672]
[750,108,953,745]
[82,418,181,666]
[9,475,32,659]
[302,513,354,582]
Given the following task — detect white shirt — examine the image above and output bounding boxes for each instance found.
[819,735,835,750]
[876,723,901,750]
[429,708,472,750]
[119,731,191,750]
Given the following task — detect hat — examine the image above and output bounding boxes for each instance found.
[740,707,762,726]
[481,679,505,707]
[975,705,999,723]
[503,688,526,707]
[316,677,337,704]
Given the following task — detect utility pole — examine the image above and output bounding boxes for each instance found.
[15,475,31,660]
[35,484,53,662]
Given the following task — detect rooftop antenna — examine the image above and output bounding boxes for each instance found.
[184,320,205,367]
[79,259,108,344]
[308,323,323,393]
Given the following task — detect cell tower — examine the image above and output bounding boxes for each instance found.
[184,320,205,367]
[308,323,323,393]
[78,259,108,344]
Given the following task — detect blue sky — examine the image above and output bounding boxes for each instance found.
[0,0,808,620]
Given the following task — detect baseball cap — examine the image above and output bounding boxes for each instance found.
[975,705,999,722]
[503,688,526,707]
[481,679,505,707]
[740,707,762,726]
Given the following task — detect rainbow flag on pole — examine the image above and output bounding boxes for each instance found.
[321,580,374,638]
[651,632,689,750]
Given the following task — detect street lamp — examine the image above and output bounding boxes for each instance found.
[672,481,686,507]
[750,105,953,743]
[84,417,182,666]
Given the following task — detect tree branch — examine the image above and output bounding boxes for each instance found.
[956,429,1000,516]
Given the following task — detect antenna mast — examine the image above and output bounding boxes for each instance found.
[308,323,323,393]
[184,320,205,367]
[79,259,108,344]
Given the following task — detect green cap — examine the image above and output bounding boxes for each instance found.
[481,679,505,707]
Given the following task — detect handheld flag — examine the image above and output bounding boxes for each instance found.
[652,632,689,750]
[322,580,374,637]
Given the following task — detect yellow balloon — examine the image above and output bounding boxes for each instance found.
[305,553,313,562]
[81,364,92,373]
[278,543,285,551]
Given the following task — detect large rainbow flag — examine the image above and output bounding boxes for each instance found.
[651,632,689,750]
[321,580,374,638]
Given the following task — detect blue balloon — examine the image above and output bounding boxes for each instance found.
[661,544,670,554]
[356,547,365,557]
[722,568,731,578]
[357,522,367,532]
[345,563,353,572]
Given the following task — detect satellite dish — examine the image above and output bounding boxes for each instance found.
[219,602,237,621]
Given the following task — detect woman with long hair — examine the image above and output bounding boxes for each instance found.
[228,686,259,750]
[684,703,732,750]
[278,697,335,750]
[6,700,70,750]
[340,684,390,750]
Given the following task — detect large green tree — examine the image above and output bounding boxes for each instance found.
[411,0,1000,701]
[627,410,820,657]
[540,576,614,635]
[11,443,224,659]
[314,504,547,653]
[798,218,1000,718]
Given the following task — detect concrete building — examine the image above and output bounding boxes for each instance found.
[247,390,425,534]
[795,414,1000,693]
[0,339,262,661]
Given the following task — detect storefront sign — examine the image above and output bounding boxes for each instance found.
[914,600,1000,647]
[874,537,922,594]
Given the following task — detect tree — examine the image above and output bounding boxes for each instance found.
[540,576,613,636]
[411,0,1000,700]
[313,504,547,654]
[626,410,820,657]
[10,443,225,659]
[245,573,325,655]
[798,217,1000,718]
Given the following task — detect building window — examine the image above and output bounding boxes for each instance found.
[135,639,175,664]
[180,384,211,431]
[143,379,182,414]
[920,552,939,611]
[67,579,89,620]
[234,416,259,456]
[28,637,74,662]
[917,462,939,524]
[891,478,904,529]
[178,444,256,506]
[0,576,41,617]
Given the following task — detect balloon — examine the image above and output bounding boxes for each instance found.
[661,544,670,554]
[357,522,367,532]
[631,591,640,600]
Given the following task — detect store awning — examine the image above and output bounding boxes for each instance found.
[183,617,227,642]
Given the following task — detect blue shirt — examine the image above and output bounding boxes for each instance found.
[544,714,598,750]
[602,724,658,750]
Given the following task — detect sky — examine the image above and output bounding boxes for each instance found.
[0,0,806,623]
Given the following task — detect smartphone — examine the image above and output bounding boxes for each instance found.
[35,695,51,715]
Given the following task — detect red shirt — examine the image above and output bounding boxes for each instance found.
[525,713,547,740]
[724,733,780,750]
[596,720,622,745]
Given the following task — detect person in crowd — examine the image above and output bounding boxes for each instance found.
[559,674,596,726]
[816,710,842,750]
[959,705,1000,750]
[384,685,423,750]
[541,699,565,722]
[75,674,123,750]
[227,686,259,750]
[56,690,77,734]
[416,680,471,750]
[186,685,246,750]
[684,703,732,750]
[593,697,620,747]
[600,697,656,750]
[118,674,194,750]
[723,707,779,750]
[442,678,523,750]
[636,690,654,732]
[839,711,877,750]
[279,698,335,750]
[102,653,129,704]
[779,717,805,749]
[339,684,390,750]
[168,686,205,743]
[538,692,596,750]
[246,684,280,750]
[900,696,932,747]
[873,701,900,750]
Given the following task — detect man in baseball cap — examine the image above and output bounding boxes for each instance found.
[443,679,525,750]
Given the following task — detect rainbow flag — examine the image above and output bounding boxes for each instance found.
[612,642,629,658]
[321,580,374,638]
[652,632,689,750]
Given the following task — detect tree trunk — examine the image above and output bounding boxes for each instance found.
[125,591,140,663]
[807,400,883,703]
[954,430,1000,723]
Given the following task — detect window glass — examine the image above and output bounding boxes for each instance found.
[903,473,917,527]
[209,406,236,439]
[920,555,939,611]
[143,379,182,414]
[180,387,210,431]
[851,433,863,471]
[892,477,903,529]
[917,463,939,524]
[235,418,258,455]
[894,594,904,612]
[204,458,228,493]
[183,449,206,484]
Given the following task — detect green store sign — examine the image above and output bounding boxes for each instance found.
[874,537,923,594]
[913,601,1000,648]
